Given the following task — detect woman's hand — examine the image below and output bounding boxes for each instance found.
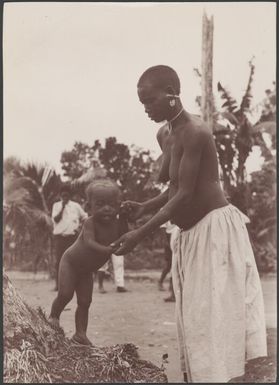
[110,230,142,255]
[120,201,145,221]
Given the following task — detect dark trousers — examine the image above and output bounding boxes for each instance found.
[53,234,77,287]
[159,233,172,284]
[159,233,175,297]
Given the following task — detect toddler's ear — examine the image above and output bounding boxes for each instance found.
[84,201,91,212]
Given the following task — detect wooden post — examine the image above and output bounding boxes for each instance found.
[201,11,214,132]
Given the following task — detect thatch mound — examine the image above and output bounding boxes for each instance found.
[3,274,168,383]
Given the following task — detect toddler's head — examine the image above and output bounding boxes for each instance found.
[86,179,122,223]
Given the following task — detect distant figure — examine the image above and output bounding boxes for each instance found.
[158,221,177,302]
[97,253,127,293]
[49,179,128,346]
[51,185,87,290]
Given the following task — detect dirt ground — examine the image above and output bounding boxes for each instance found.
[7,272,277,383]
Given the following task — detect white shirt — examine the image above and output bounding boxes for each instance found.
[161,221,177,234]
[52,200,88,236]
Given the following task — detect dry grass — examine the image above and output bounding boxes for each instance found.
[3,274,167,383]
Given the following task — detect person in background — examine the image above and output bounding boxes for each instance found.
[51,185,88,291]
[97,254,128,293]
[158,221,177,302]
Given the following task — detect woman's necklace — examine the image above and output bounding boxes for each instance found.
[168,108,184,131]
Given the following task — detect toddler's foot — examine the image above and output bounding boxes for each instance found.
[71,334,93,346]
[48,317,60,329]
[116,286,128,293]
[99,287,107,294]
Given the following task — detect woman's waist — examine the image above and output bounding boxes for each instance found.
[171,200,229,231]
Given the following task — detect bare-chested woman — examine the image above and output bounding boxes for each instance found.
[112,65,267,383]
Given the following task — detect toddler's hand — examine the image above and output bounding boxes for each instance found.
[109,243,119,254]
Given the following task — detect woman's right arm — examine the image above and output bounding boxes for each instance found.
[121,189,169,220]
[142,189,169,212]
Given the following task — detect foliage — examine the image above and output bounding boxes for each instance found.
[248,158,276,272]
[61,142,99,180]
[194,61,276,272]
[247,84,276,273]
[3,158,62,271]
[213,59,256,212]
[259,82,276,123]
[61,137,160,201]
[125,227,167,270]
[215,78,276,272]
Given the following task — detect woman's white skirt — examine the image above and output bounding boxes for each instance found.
[172,204,267,383]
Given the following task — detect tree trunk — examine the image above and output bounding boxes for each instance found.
[3,273,167,383]
[201,11,214,132]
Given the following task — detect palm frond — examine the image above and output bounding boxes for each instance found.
[4,198,34,233]
[193,68,202,78]
[3,157,23,177]
[218,111,239,126]
[29,208,53,230]
[217,82,238,113]
[21,162,45,185]
[238,58,255,116]
[13,177,45,210]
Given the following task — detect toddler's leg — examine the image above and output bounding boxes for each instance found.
[49,257,77,325]
[73,272,94,345]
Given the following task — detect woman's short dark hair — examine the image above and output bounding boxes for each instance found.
[138,65,181,94]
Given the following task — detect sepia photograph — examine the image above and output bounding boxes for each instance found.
[3,1,276,383]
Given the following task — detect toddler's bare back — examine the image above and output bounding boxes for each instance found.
[61,217,122,273]
[62,235,109,272]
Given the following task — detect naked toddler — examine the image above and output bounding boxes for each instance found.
[49,179,128,345]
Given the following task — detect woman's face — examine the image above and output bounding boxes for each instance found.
[137,81,170,123]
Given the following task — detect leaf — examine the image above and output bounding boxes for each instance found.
[239,59,255,115]
[219,111,239,126]
[252,121,276,136]
[217,82,238,113]
[222,101,237,110]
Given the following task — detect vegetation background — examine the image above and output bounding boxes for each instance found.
[3,66,276,275]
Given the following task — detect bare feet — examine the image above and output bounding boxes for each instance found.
[164,295,175,302]
[71,334,93,346]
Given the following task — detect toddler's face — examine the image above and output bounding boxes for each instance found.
[89,187,121,223]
